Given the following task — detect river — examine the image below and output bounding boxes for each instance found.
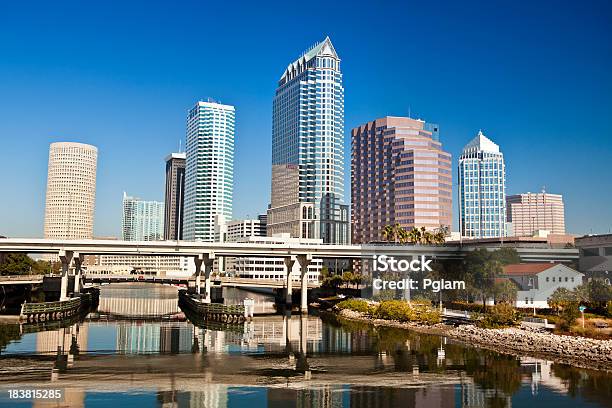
[0,283,610,407]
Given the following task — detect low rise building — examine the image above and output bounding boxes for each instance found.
[228,234,323,282]
[501,263,583,308]
[575,234,612,284]
[86,255,194,277]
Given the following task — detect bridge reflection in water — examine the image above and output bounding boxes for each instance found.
[1,283,610,408]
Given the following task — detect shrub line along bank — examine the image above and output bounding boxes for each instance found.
[333,301,612,371]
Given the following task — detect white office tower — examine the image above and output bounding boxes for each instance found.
[183,100,235,242]
[458,131,507,238]
[44,142,98,240]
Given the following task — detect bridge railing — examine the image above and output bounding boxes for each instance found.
[20,297,81,316]
[0,274,45,281]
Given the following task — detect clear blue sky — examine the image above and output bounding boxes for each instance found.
[0,0,610,238]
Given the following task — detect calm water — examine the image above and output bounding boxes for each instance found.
[0,283,610,408]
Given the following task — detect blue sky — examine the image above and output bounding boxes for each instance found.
[0,0,610,238]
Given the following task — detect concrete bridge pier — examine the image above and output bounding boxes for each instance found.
[283,256,296,308]
[73,252,83,295]
[194,252,215,302]
[297,254,313,313]
[58,250,73,301]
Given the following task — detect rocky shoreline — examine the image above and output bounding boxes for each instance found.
[336,308,612,371]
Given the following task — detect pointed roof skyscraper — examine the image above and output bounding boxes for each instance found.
[462,130,500,154]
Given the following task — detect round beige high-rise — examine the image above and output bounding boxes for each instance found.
[44,142,98,240]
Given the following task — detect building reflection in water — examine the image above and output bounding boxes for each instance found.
[9,284,607,408]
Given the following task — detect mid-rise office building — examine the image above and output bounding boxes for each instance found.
[43,142,98,240]
[229,235,323,282]
[121,192,164,241]
[267,37,349,244]
[164,152,186,240]
[458,131,506,238]
[506,191,565,236]
[351,116,452,243]
[183,100,235,242]
[226,218,267,242]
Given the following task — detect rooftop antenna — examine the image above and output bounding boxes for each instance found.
[178,139,182,153]
[408,105,411,119]
[541,185,546,194]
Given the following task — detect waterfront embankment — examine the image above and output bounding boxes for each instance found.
[335,308,612,371]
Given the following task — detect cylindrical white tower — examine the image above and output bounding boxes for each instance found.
[44,142,98,240]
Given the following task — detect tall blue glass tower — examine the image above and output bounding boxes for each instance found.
[267,37,349,244]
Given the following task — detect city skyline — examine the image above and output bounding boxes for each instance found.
[1,1,611,237]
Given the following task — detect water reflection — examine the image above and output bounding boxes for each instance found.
[0,283,610,408]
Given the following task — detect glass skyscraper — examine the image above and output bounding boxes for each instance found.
[267,37,349,244]
[458,131,507,238]
[183,100,235,242]
[121,192,164,241]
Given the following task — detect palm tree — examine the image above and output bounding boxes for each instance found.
[393,223,405,244]
[407,227,421,244]
[397,227,408,244]
[422,230,434,245]
[381,225,395,243]
[433,231,446,244]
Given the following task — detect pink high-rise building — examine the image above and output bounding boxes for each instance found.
[351,117,452,243]
[506,191,565,236]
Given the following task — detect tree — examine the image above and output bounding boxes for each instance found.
[548,287,576,314]
[0,253,34,275]
[407,227,421,244]
[574,280,612,308]
[494,247,521,265]
[341,271,354,288]
[494,280,518,304]
[464,248,502,307]
[381,225,395,243]
[351,273,363,290]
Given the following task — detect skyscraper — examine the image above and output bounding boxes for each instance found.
[351,117,452,243]
[267,36,348,244]
[44,142,97,240]
[121,193,164,241]
[183,100,235,242]
[164,152,186,240]
[458,131,507,238]
[507,191,565,236]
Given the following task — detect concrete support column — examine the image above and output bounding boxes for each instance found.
[203,255,215,303]
[194,255,204,295]
[284,256,296,308]
[299,313,307,355]
[73,252,83,295]
[58,250,73,301]
[297,254,313,313]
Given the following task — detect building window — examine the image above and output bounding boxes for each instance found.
[546,277,549,282]
[581,248,599,257]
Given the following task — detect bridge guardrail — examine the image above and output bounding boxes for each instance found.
[20,297,81,316]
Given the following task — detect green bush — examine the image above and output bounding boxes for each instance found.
[414,305,442,325]
[374,300,416,322]
[336,299,375,315]
[477,303,520,329]
[445,301,488,313]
